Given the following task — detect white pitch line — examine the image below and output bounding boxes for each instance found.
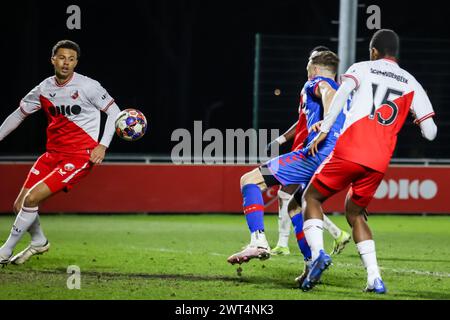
[143,247,450,278]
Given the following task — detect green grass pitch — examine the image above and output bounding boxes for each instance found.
[0,214,449,300]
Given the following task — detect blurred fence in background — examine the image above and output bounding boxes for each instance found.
[253,34,448,158]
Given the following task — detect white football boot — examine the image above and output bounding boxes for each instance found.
[227,244,271,265]
[10,241,50,265]
[0,252,12,267]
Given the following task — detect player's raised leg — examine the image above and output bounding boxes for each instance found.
[345,193,386,294]
[0,182,52,265]
[227,168,271,265]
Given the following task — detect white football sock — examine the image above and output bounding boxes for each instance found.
[303,219,324,261]
[28,215,47,246]
[250,230,269,248]
[0,206,38,257]
[276,191,291,247]
[357,240,381,285]
[323,214,342,239]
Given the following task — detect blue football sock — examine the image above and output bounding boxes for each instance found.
[242,184,265,233]
[291,213,312,260]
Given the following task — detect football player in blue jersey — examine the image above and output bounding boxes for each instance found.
[227,50,350,286]
[269,46,350,257]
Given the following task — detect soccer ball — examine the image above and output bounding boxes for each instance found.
[115,109,148,141]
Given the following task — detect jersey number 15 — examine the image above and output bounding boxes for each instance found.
[369,84,403,126]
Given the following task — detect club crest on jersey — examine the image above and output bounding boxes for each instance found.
[64,163,75,172]
[71,90,79,100]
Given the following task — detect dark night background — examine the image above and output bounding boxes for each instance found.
[0,0,448,158]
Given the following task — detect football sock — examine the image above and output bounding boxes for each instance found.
[323,214,342,239]
[276,190,291,248]
[291,212,312,260]
[242,184,265,233]
[28,215,47,247]
[303,219,324,261]
[0,206,38,257]
[357,240,381,285]
[250,230,269,248]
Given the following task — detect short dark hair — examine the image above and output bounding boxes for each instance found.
[310,50,340,74]
[309,46,330,57]
[370,29,399,58]
[52,40,81,59]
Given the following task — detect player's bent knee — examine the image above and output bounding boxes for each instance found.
[23,192,40,208]
[303,182,330,206]
[13,202,21,215]
[302,187,317,205]
[240,168,264,189]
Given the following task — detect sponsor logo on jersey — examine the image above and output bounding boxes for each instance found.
[64,163,76,172]
[49,105,82,117]
[71,90,79,99]
[374,179,437,200]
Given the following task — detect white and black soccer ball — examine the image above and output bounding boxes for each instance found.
[115,108,148,141]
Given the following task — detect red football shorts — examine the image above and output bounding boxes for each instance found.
[23,152,93,193]
[311,154,384,208]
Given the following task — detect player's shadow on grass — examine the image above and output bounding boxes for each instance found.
[46,269,238,282]
[59,267,302,289]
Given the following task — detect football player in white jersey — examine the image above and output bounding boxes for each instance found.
[300,30,437,293]
[0,40,121,265]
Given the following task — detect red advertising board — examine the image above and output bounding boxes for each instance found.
[0,163,449,214]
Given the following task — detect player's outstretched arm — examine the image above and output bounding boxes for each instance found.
[0,108,27,142]
[281,120,299,143]
[266,120,299,156]
[90,103,121,164]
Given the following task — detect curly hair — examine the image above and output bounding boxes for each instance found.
[52,40,81,59]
